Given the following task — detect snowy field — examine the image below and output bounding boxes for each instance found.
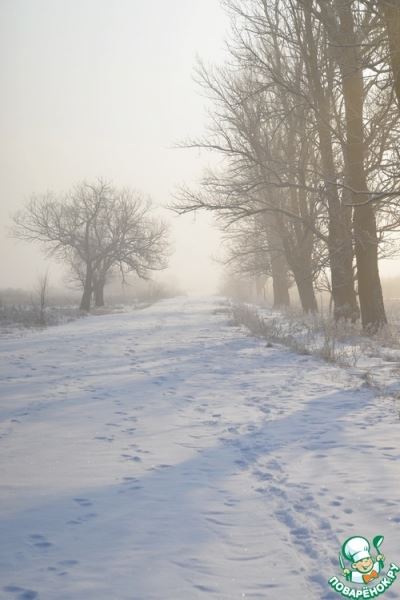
[0,296,400,600]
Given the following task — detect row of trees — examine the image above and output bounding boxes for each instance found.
[173,0,400,332]
[14,181,169,311]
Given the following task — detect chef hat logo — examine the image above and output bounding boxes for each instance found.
[342,536,371,563]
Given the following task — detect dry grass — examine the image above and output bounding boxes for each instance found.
[0,303,81,332]
[231,302,400,370]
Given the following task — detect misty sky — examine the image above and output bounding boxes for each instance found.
[0,0,228,294]
[1,1,399,297]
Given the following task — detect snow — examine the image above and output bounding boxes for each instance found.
[0,296,400,600]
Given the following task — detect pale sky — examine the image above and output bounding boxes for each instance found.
[1,0,399,298]
[0,0,228,294]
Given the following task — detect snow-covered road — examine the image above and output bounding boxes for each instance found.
[1,297,399,600]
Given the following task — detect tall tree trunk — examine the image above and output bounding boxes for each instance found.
[303,1,359,322]
[271,251,290,309]
[328,217,358,322]
[320,134,359,322]
[334,0,387,332]
[94,279,105,307]
[379,0,400,106]
[80,262,93,312]
[267,217,290,308]
[292,264,318,314]
[278,207,317,314]
[282,228,318,314]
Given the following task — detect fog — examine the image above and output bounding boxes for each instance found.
[2,0,400,300]
[0,0,227,294]
[3,4,400,597]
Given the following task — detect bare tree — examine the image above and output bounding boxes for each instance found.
[13,181,169,311]
[311,0,387,330]
[87,190,169,307]
[173,50,323,312]
[173,0,400,330]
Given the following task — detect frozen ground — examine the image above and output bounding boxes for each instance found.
[0,296,400,600]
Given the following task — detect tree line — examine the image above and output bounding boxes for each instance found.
[173,0,400,333]
[13,181,169,311]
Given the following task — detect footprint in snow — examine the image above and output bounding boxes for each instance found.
[193,584,219,593]
[3,586,38,599]
[29,534,52,548]
[265,459,282,472]
[254,471,273,482]
[224,499,237,507]
[118,484,142,494]
[227,426,238,433]
[67,513,97,525]
[121,454,142,462]
[73,498,93,507]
